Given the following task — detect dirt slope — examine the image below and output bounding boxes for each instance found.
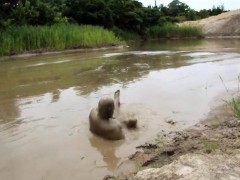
[181,10,240,36]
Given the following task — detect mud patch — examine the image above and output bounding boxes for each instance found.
[109,102,240,179]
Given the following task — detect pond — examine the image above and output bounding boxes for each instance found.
[0,39,240,180]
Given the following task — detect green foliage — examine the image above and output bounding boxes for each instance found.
[143,7,161,27]
[1,0,226,32]
[209,5,225,16]
[64,0,114,28]
[109,0,147,34]
[186,10,198,21]
[230,96,240,118]
[167,0,190,17]
[147,24,203,39]
[11,0,39,25]
[198,9,210,19]
[0,0,227,45]
[0,24,122,56]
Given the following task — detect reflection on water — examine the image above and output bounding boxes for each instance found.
[0,39,240,180]
[89,136,123,171]
[0,99,20,124]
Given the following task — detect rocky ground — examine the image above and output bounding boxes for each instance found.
[180,10,240,37]
[104,99,240,180]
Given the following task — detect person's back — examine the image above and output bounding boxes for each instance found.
[89,97,125,140]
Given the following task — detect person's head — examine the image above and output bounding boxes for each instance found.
[98,97,114,119]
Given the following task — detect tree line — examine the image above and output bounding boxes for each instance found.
[0,0,226,34]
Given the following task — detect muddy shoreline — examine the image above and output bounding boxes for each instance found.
[0,45,124,61]
[107,97,240,179]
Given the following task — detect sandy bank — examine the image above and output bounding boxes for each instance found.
[180,10,240,37]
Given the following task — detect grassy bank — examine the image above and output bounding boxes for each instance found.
[147,24,203,39]
[0,24,122,56]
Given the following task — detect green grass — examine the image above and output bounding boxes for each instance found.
[202,140,219,153]
[147,24,203,39]
[230,96,240,118]
[0,24,122,56]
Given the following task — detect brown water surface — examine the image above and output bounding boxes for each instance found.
[0,39,240,180]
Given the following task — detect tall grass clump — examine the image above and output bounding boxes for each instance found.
[147,24,203,39]
[0,24,122,56]
[230,96,240,118]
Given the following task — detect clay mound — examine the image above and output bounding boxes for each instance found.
[180,10,240,36]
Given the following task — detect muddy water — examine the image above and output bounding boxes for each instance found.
[0,39,240,180]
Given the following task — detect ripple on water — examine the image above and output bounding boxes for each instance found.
[183,52,216,57]
[102,51,174,58]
